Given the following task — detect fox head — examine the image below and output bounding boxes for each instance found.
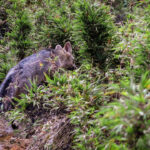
[54,42,76,70]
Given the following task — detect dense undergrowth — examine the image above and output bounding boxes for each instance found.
[1,0,150,149]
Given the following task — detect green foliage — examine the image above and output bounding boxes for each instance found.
[113,3,150,79]
[7,7,32,60]
[42,70,150,150]
[0,1,13,82]
[97,72,150,149]
[72,0,116,68]
[0,52,9,82]
[37,0,73,47]
[0,40,16,83]
[0,5,9,39]
[33,0,117,68]
[6,79,52,123]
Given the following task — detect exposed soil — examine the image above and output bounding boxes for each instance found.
[0,115,30,150]
[0,108,74,150]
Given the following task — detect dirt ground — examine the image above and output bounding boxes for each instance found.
[0,111,73,150]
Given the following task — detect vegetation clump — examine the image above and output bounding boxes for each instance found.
[72,0,116,68]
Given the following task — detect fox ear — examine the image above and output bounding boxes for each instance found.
[55,45,62,51]
[64,42,72,53]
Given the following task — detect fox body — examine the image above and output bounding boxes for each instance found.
[0,42,75,110]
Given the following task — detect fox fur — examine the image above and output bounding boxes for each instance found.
[0,42,76,110]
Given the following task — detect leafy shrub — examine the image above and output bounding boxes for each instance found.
[0,7,9,39]
[43,69,150,150]
[6,0,32,60]
[113,3,150,80]
[72,0,117,68]
[8,11,32,60]
[36,0,74,48]
[0,47,13,83]
[0,0,12,82]
[0,52,9,83]
[96,72,150,149]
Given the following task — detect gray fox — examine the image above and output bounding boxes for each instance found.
[0,42,76,111]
